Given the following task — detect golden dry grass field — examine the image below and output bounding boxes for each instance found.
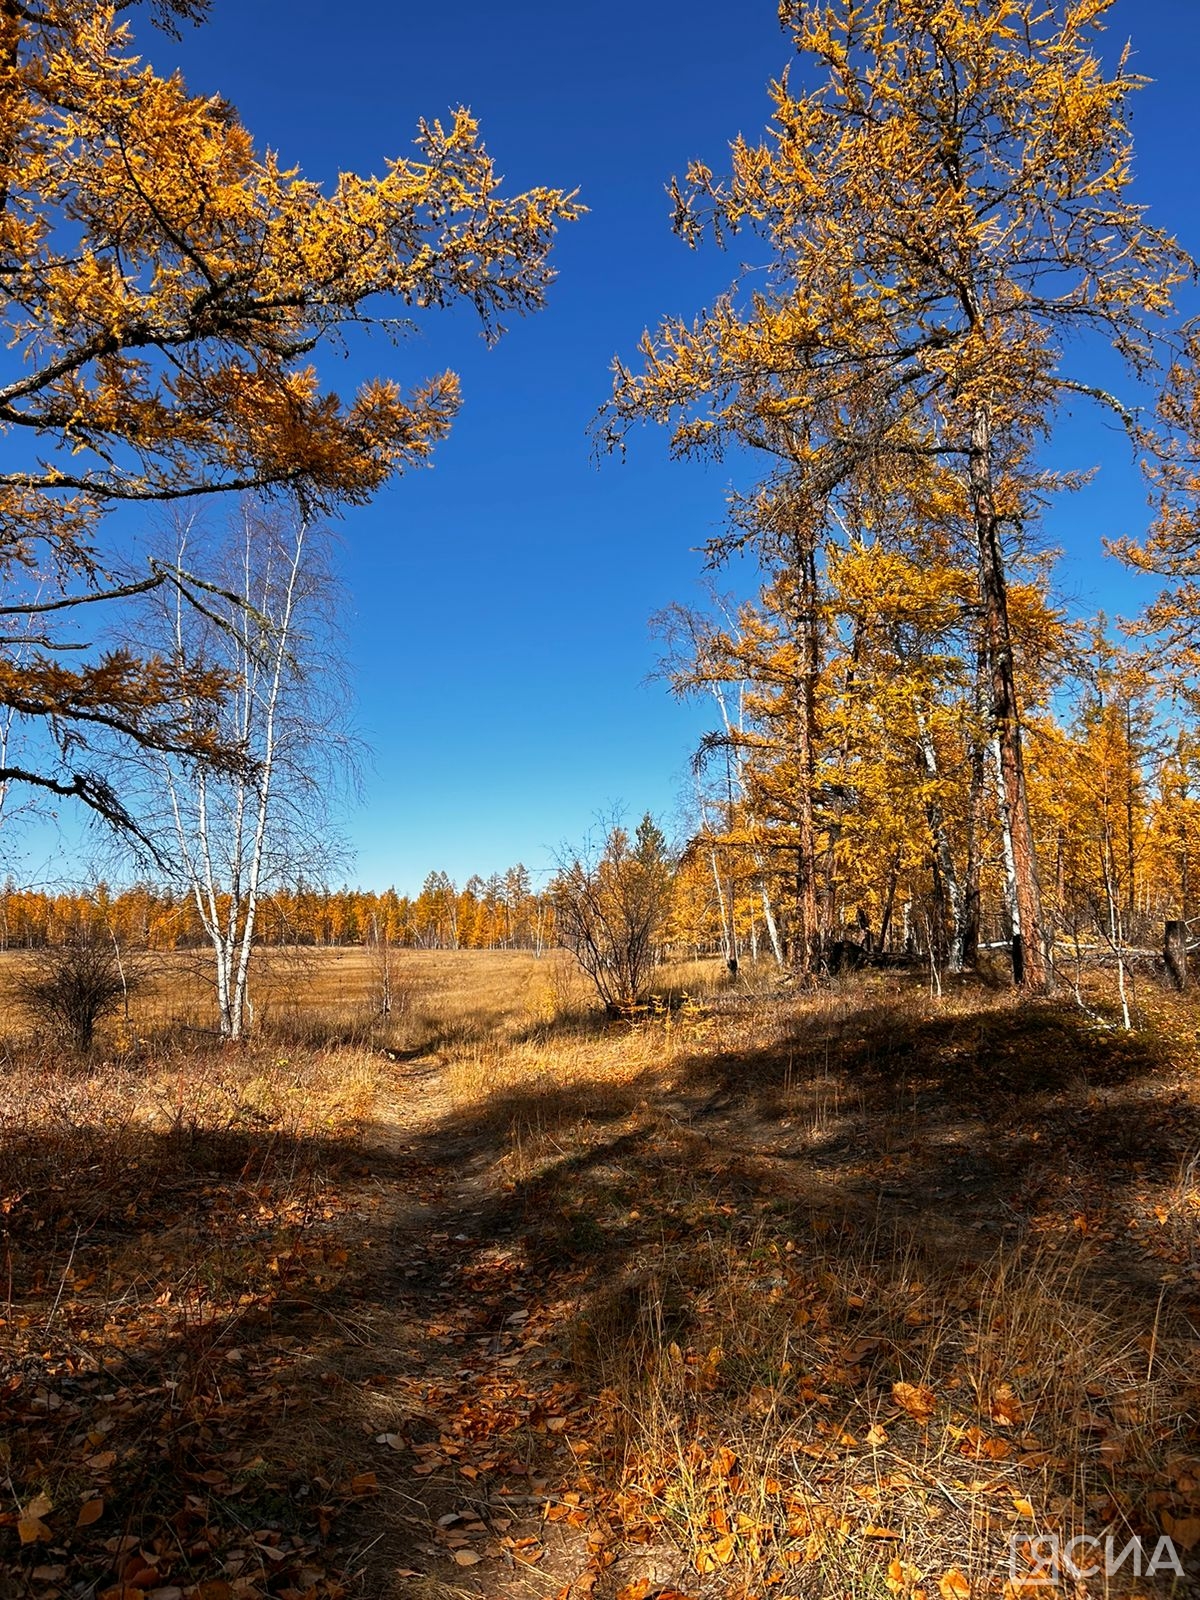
[2,951,1200,1600]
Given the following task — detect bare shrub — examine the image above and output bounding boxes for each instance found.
[14,934,149,1052]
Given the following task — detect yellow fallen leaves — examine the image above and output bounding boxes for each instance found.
[617,1587,693,1600]
[886,1558,970,1600]
[938,1567,971,1600]
[886,1557,923,1594]
[892,1380,937,1422]
[695,1531,737,1572]
[18,1491,53,1544]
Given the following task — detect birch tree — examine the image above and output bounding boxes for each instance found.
[141,504,346,1039]
[655,597,786,969]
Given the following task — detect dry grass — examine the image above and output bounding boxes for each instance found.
[0,944,582,1048]
[2,954,1199,1600]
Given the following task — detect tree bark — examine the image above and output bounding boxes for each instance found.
[915,706,965,970]
[961,725,986,969]
[969,403,1050,992]
[1165,920,1189,992]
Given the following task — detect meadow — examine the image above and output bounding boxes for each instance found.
[2,951,1199,1600]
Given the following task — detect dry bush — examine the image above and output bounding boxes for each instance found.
[553,814,675,1014]
[11,933,150,1051]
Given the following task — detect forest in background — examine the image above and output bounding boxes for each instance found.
[9,644,1200,985]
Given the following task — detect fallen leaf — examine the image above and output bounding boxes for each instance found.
[123,1566,163,1589]
[77,1496,105,1527]
[1163,1512,1200,1551]
[938,1568,971,1600]
[990,1384,1025,1427]
[696,1532,737,1571]
[887,1559,922,1594]
[452,1549,483,1566]
[893,1381,937,1422]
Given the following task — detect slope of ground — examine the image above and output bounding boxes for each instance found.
[2,956,1199,1600]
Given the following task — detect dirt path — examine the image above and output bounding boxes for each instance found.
[329,1063,611,1600]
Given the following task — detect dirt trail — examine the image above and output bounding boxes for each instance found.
[330,1060,607,1600]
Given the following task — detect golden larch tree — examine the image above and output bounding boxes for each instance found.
[0,0,579,829]
[604,0,1186,990]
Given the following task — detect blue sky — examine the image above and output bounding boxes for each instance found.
[122,0,1200,893]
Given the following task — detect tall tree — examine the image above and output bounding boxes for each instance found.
[132,504,348,1039]
[0,0,578,832]
[604,0,1186,990]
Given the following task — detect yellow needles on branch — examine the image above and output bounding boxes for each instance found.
[0,0,580,833]
[603,0,1188,991]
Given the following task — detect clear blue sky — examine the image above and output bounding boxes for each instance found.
[133,0,1200,894]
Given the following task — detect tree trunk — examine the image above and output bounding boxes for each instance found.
[793,782,818,969]
[961,724,986,968]
[1165,920,1189,992]
[709,844,735,971]
[969,404,1050,992]
[778,530,822,971]
[878,855,901,954]
[916,707,965,970]
[758,870,785,967]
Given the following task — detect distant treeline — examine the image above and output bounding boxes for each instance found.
[0,868,554,952]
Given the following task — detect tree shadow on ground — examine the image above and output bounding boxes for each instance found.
[371,980,1200,1596]
[0,1093,426,1600]
[5,981,1200,1600]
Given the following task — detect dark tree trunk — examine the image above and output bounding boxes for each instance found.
[1165,920,1188,992]
[969,404,1050,993]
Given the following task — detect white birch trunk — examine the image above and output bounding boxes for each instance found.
[157,509,310,1041]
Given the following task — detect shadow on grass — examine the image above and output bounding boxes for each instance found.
[365,982,1200,1592]
[5,983,1200,1599]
